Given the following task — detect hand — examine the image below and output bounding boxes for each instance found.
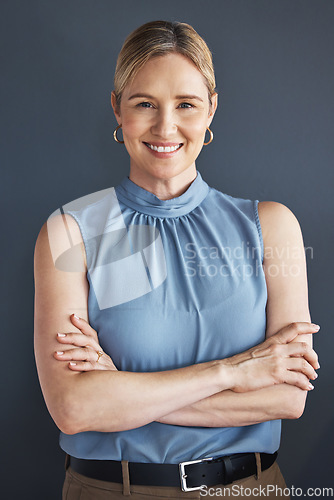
[225,322,320,392]
[54,314,117,372]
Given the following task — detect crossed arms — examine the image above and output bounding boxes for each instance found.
[34,201,319,434]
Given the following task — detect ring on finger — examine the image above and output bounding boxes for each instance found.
[96,350,104,363]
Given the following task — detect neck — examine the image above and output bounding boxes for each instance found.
[128,164,197,200]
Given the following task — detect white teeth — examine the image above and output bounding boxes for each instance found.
[146,143,181,153]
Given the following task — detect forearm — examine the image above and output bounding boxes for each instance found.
[58,323,316,434]
[61,360,233,434]
[157,384,307,427]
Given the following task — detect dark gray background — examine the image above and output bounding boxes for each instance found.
[1,0,333,497]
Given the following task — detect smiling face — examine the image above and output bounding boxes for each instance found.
[111,52,217,198]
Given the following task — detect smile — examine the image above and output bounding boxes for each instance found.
[143,142,183,153]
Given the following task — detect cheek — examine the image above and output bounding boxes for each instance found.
[183,119,206,143]
[122,115,148,140]
[180,111,207,133]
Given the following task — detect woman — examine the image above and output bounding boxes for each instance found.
[34,21,319,499]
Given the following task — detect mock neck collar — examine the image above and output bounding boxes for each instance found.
[115,171,209,218]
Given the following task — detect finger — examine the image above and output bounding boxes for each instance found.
[283,342,319,369]
[286,357,318,381]
[283,371,315,391]
[271,322,320,345]
[54,347,100,363]
[262,342,319,370]
[70,314,98,339]
[251,343,319,371]
[57,332,100,351]
[68,360,105,371]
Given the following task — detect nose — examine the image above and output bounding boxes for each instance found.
[151,107,177,139]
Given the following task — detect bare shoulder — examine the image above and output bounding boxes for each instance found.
[257,201,303,246]
[35,213,87,271]
[257,201,311,338]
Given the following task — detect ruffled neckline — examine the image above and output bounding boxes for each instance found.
[115,170,209,218]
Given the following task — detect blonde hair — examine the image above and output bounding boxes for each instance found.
[114,20,216,109]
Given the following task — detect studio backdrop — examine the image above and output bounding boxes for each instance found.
[1,1,333,498]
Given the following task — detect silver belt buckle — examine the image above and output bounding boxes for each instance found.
[179,457,214,492]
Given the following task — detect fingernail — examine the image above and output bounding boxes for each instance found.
[57,333,66,337]
[73,314,80,320]
[56,351,64,355]
[69,362,77,366]
[308,383,314,390]
[316,362,320,369]
[314,373,318,379]
[311,324,320,330]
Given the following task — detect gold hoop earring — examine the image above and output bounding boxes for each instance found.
[113,124,124,144]
[203,127,213,146]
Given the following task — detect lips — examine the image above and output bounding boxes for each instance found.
[143,142,183,153]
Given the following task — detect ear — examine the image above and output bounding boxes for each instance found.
[207,92,218,127]
[111,91,122,124]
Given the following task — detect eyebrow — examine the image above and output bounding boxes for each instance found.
[175,95,204,102]
[127,93,204,102]
[127,93,154,101]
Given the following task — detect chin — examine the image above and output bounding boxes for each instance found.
[148,163,195,179]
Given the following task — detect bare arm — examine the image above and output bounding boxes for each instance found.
[157,201,319,426]
[34,215,236,435]
[158,385,304,427]
[35,210,318,435]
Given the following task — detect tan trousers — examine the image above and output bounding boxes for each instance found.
[62,454,290,499]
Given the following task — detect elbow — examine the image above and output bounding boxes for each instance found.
[52,394,129,434]
[285,391,307,420]
[51,394,85,435]
[57,419,78,436]
[286,402,305,420]
[57,415,135,435]
[56,405,83,435]
[53,409,79,436]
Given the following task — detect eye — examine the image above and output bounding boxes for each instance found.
[137,102,153,108]
[178,102,194,109]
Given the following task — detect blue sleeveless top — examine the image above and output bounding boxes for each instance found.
[56,171,281,463]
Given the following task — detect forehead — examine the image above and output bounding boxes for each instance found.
[123,53,208,97]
